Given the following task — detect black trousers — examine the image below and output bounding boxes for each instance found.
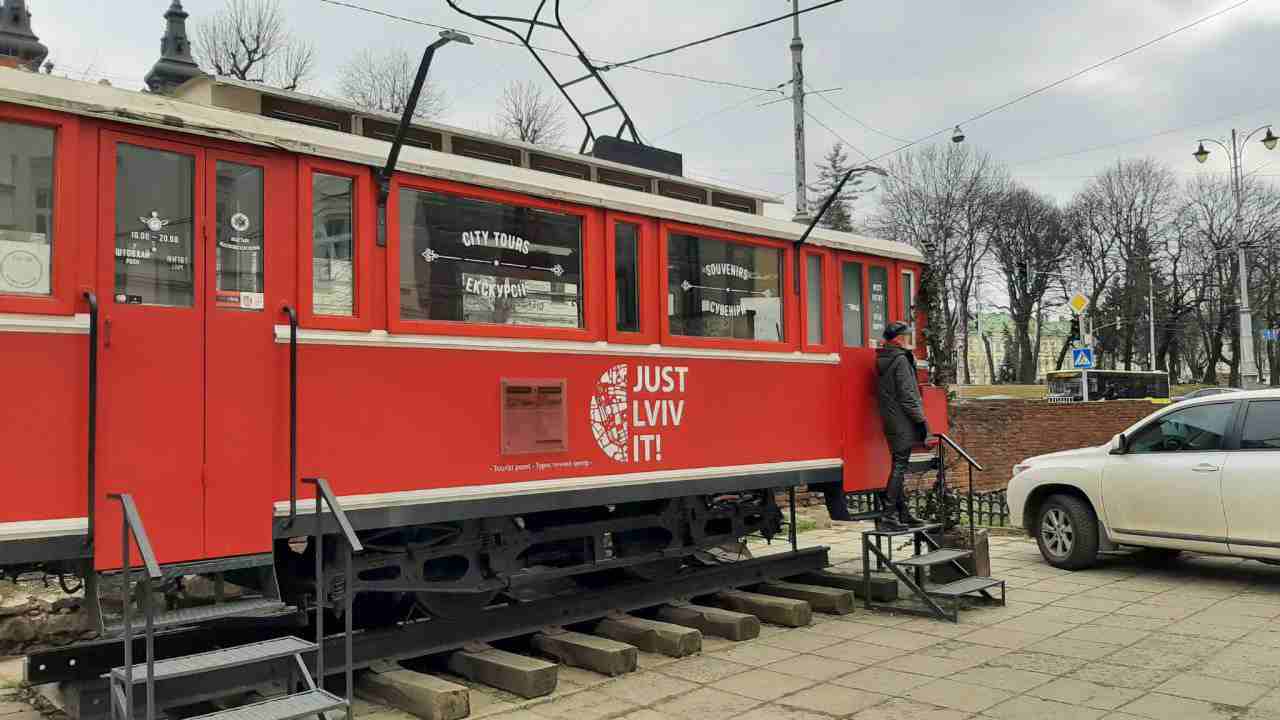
[884,448,912,516]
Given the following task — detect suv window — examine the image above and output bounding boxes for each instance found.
[1240,400,1280,450]
[1128,402,1233,454]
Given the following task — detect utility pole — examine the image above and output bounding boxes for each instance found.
[790,0,810,223]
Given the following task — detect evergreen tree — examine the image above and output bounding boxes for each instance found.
[809,142,865,232]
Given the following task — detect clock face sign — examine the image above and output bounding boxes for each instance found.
[230,212,251,233]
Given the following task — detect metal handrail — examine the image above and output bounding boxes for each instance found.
[281,305,298,527]
[936,433,984,471]
[301,477,362,720]
[107,493,161,720]
[932,434,984,549]
[84,291,99,548]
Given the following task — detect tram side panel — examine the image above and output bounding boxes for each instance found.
[0,333,86,527]
[290,345,844,505]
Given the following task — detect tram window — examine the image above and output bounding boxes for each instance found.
[805,254,823,345]
[311,173,354,317]
[667,233,783,342]
[398,189,584,328]
[841,262,864,347]
[0,121,54,296]
[214,162,264,310]
[114,144,195,308]
[615,222,640,333]
[868,266,889,344]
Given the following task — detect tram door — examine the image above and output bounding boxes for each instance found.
[837,257,892,492]
[96,134,279,567]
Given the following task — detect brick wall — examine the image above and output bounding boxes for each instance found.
[936,399,1157,492]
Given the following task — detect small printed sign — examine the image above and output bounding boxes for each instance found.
[1069,292,1090,315]
[1072,347,1095,370]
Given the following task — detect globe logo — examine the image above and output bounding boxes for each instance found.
[589,364,629,462]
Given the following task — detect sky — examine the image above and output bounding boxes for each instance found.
[23,0,1280,222]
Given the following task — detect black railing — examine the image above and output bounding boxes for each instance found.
[302,477,362,720]
[84,291,99,548]
[935,434,985,547]
[282,305,298,527]
[107,493,161,720]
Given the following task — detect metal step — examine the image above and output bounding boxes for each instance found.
[848,510,885,522]
[110,636,315,684]
[893,548,972,568]
[106,598,289,634]
[928,576,1004,598]
[184,690,345,720]
[862,523,941,538]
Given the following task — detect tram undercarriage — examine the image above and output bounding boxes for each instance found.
[278,490,786,623]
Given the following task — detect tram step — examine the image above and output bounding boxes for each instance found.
[862,523,942,538]
[184,690,345,720]
[847,510,885,522]
[106,598,289,634]
[893,548,973,568]
[928,576,1004,598]
[109,636,315,683]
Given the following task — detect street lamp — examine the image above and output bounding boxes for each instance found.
[1191,125,1277,388]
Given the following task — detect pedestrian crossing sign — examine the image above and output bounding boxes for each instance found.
[1072,347,1095,369]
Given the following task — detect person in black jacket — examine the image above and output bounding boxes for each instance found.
[875,321,928,528]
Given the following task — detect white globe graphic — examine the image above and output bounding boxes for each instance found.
[590,364,629,462]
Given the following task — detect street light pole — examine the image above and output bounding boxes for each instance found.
[1194,124,1278,388]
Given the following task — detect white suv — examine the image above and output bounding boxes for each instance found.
[1007,389,1280,570]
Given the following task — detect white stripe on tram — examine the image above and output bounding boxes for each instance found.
[272,326,842,365]
[0,517,88,541]
[0,313,90,335]
[275,458,845,516]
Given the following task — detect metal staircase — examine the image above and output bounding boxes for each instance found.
[858,435,1006,622]
[103,484,362,720]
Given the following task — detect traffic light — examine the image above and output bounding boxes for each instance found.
[1069,316,1081,343]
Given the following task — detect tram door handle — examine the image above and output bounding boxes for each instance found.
[103,318,112,348]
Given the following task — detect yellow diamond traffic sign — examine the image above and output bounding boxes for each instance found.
[1069,292,1090,315]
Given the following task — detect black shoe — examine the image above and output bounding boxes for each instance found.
[898,512,926,527]
[877,515,905,531]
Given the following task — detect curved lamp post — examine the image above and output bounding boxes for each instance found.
[1192,125,1278,387]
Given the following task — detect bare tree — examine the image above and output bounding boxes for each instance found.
[338,49,447,120]
[493,81,567,146]
[1179,174,1280,385]
[988,186,1070,383]
[194,0,315,90]
[868,144,1004,385]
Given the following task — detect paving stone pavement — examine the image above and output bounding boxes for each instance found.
[353,525,1280,719]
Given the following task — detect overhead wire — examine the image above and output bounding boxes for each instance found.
[807,83,912,144]
[857,0,1256,168]
[1009,103,1280,168]
[650,82,790,141]
[598,0,846,71]
[313,0,783,93]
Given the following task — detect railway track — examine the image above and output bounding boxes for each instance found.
[30,546,847,720]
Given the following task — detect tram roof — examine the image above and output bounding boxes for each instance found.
[0,68,924,262]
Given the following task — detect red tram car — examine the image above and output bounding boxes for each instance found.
[0,67,945,620]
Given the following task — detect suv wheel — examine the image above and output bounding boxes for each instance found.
[1036,494,1099,570]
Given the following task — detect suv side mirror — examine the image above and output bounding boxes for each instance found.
[1109,433,1127,455]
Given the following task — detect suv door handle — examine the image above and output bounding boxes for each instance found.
[1192,463,1219,472]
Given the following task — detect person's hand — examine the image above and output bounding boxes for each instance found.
[917,421,930,439]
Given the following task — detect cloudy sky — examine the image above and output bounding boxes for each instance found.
[25,0,1280,220]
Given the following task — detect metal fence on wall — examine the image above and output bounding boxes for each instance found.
[847,488,1010,527]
